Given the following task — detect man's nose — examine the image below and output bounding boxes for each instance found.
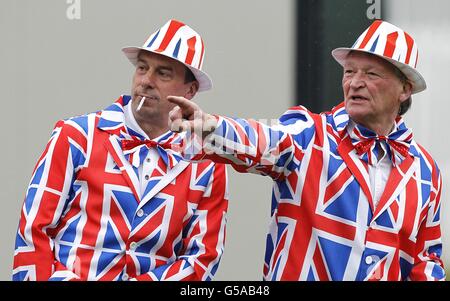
[349,72,366,89]
[140,70,156,88]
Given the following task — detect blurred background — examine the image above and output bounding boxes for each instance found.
[1,0,448,280]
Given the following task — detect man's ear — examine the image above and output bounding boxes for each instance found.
[400,81,413,103]
[185,81,199,100]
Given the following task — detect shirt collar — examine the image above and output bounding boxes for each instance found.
[98,95,179,142]
[329,101,420,159]
[97,95,184,168]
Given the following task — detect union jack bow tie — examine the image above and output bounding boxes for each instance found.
[121,138,183,168]
[350,120,413,166]
[121,139,173,151]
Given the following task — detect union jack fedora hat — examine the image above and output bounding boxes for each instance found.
[332,20,426,94]
[122,19,212,92]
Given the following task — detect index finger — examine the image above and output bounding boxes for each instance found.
[167,96,196,111]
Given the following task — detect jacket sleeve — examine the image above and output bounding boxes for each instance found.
[13,120,86,281]
[181,106,316,180]
[133,162,229,281]
[409,167,446,281]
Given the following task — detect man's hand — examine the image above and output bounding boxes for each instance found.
[167,96,217,138]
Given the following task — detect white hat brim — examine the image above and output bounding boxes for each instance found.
[122,46,213,92]
[332,48,427,94]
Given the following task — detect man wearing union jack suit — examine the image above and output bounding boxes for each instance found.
[13,19,229,281]
[168,20,445,280]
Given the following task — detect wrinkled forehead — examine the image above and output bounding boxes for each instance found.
[137,50,186,70]
[344,50,408,82]
[344,50,396,71]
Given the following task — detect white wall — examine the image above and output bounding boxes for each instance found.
[384,0,450,270]
[0,0,294,280]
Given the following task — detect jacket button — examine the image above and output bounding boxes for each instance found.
[137,209,144,217]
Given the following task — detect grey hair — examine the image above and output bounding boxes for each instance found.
[391,65,412,116]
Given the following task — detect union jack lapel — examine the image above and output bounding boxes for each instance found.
[104,134,190,213]
[137,160,190,213]
[104,135,141,202]
[338,134,375,212]
[372,155,417,222]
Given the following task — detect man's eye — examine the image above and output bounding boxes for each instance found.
[159,71,171,78]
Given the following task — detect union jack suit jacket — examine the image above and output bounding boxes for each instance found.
[188,102,445,281]
[13,95,229,281]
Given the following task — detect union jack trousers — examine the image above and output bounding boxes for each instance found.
[186,101,445,281]
[13,95,229,281]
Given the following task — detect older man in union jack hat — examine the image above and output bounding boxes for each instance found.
[13,19,228,281]
[168,20,445,281]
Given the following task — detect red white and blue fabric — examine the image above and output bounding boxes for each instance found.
[350,120,413,166]
[122,19,211,92]
[351,20,418,69]
[143,19,205,70]
[185,101,445,281]
[13,95,228,281]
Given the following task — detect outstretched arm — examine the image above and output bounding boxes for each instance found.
[167,96,303,180]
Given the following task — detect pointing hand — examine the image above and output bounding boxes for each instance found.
[167,96,217,138]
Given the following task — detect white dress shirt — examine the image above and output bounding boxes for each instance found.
[347,121,395,209]
[123,100,160,198]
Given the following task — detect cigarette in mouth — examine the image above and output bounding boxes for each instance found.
[137,97,146,111]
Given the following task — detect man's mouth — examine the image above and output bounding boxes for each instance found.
[140,95,159,101]
[349,95,369,101]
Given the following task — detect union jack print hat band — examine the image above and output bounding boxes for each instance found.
[122,19,212,92]
[332,20,426,94]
